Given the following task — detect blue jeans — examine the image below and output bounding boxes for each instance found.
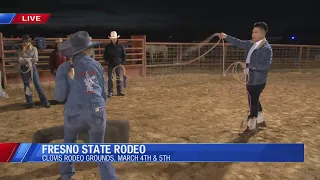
[60,108,118,180]
[20,65,48,104]
[107,65,121,94]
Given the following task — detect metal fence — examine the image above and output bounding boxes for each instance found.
[145,42,320,75]
[2,33,320,84]
[0,33,146,86]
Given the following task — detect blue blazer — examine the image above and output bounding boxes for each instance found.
[226,35,273,85]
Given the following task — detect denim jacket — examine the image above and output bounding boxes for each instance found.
[54,53,107,113]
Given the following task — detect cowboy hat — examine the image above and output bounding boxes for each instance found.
[108,31,120,39]
[21,34,32,42]
[59,31,101,56]
[55,38,63,43]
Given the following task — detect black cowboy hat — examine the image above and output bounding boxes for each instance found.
[21,34,32,42]
[59,31,101,56]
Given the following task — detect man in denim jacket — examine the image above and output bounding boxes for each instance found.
[218,22,273,134]
[55,31,118,180]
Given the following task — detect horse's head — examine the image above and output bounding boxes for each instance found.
[145,45,153,52]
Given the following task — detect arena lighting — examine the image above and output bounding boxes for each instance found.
[291,36,295,40]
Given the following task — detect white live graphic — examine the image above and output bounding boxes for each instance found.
[22,15,41,22]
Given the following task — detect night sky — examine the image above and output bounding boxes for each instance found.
[0,0,319,44]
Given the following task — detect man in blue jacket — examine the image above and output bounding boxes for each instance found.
[218,22,273,134]
[55,31,118,180]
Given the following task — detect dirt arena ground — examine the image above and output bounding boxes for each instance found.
[0,72,319,180]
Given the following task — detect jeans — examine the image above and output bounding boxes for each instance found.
[60,108,118,180]
[107,65,121,94]
[246,83,266,118]
[20,65,48,104]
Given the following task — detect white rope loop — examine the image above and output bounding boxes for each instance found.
[112,64,126,81]
[112,64,127,88]
[181,33,249,84]
[183,33,251,132]
[179,33,222,66]
[19,59,34,96]
[224,61,249,84]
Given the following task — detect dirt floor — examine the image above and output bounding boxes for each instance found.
[0,72,319,180]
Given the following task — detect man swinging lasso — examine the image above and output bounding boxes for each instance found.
[218,22,273,134]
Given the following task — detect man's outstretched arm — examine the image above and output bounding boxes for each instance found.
[218,33,252,50]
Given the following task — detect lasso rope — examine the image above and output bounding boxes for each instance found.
[0,70,9,99]
[179,33,224,67]
[224,61,249,84]
[112,64,127,88]
[224,61,251,132]
[19,59,35,96]
[182,33,251,133]
[181,33,249,84]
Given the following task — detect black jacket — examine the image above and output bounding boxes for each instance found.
[103,41,126,66]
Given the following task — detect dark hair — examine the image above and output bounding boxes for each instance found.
[254,22,268,33]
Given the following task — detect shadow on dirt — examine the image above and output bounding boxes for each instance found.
[0,100,63,113]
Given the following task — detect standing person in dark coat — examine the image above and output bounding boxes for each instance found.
[218,22,273,134]
[49,38,67,75]
[103,31,126,98]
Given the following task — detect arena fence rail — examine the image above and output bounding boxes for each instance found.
[1,32,320,87]
[145,42,320,75]
[0,33,146,87]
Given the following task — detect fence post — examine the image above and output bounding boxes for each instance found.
[197,44,200,69]
[179,45,182,70]
[298,46,302,72]
[142,36,146,76]
[131,35,146,77]
[0,32,7,88]
[222,43,227,76]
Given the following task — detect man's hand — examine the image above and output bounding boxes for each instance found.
[243,68,248,75]
[241,62,246,69]
[218,33,227,39]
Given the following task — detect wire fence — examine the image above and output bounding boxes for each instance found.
[2,34,320,80]
[145,42,320,75]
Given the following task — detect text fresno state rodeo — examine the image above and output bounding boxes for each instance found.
[41,144,171,162]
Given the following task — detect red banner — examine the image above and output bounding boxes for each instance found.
[0,143,20,163]
[11,14,51,24]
